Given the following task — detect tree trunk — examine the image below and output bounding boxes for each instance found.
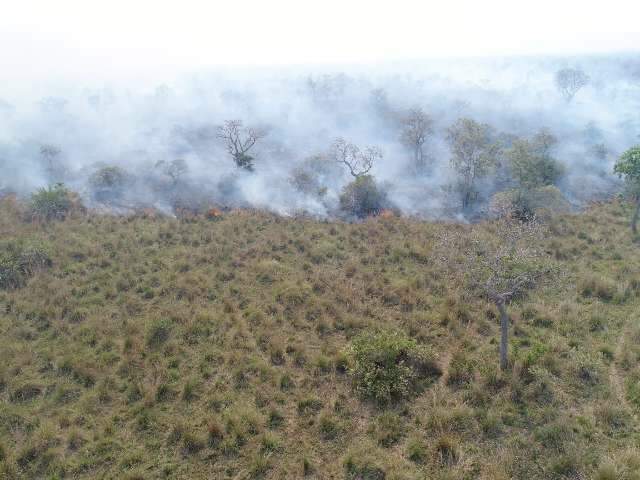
[497,300,509,371]
[632,200,640,234]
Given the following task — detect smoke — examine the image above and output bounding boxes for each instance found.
[0,53,639,219]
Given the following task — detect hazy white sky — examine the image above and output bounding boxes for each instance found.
[1,0,639,82]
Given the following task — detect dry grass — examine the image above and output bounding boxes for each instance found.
[0,197,639,478]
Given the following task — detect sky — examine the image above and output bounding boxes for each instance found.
[1,0,639,84]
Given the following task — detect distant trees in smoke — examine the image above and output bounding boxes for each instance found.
[89,166,128,203]
[39,144,62,181]
[446,118,500,211]
[8,61,639,221]
[555,68,589,102]
[399,107,434,173]
[156,159,188,186]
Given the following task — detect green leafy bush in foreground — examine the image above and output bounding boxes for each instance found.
[348,330,441,404]
[30,183,73,220]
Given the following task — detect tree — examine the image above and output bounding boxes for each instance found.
[555,68,589,102]
[330,138,381,178]
[446,118,500,210]
[440,215,551,370]
[216,120,267,171]
[156,159,188,185]
[40,144,61,179]
[289,154,337,198]
[507,130,563,190]
[89,166,128,203]
[339,175,388,218]
[400,107,434,172]
[614,146,640,233]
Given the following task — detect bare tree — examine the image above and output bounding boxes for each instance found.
[216,120,267,171]
[446,118,500,210]
[440,215,552,370]
[400,107,434,172]
[330,138,381,178]
[156,159,188,185]
[555,68,589,102]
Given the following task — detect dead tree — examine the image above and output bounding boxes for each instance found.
[216,120,266,171]
[330,138,381,178]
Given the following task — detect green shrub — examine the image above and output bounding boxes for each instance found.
[349,330,440,404]
[29,183,74,220]
[339,175,389,218]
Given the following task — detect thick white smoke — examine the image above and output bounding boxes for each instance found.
[0,54,638,219]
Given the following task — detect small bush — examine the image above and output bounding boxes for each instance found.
[339,175,389,219]
[29,183,74,220]
[348,330,440,404]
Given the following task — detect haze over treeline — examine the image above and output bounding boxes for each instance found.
[1,53,639,219]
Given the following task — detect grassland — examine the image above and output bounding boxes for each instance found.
[2,197,640,479]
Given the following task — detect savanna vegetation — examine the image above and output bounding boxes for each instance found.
[2,191,640,479]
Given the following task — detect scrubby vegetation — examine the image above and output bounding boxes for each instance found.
[2,196,640,479]
[29,183,76,221]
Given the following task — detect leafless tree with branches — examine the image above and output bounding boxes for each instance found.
[330,138,382,178]
[216,120,267,171]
